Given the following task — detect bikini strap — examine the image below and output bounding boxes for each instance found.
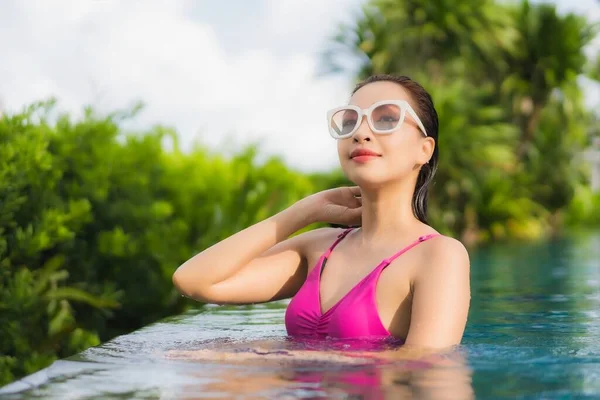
[323,227,355,258]
[382,233,442,265]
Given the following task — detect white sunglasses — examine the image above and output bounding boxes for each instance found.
[326,100,428,139]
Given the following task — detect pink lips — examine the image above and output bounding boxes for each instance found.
[350,148,381,163]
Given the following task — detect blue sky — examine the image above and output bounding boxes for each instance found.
[0,0,598,171]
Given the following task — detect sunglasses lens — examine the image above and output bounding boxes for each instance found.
[331,108,358,137]
[372,103,403,131]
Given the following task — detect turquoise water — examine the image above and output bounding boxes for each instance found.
[1,231,599,399]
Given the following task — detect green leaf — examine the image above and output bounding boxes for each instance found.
[46,288,120,309]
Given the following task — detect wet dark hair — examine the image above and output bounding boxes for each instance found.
[351,74,439,224]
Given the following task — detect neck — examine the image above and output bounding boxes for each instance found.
[358,179,424,245]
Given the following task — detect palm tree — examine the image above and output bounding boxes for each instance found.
[499,1,597,160]
[321,0,515,84]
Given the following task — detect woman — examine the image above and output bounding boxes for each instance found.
[172,74,471,350]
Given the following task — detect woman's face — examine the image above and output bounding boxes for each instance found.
[336,81,434,189]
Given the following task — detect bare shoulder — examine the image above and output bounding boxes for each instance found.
[416,235,471,278]
[295,226,346,253]
[428,235,470,260]
[290,227,350,272]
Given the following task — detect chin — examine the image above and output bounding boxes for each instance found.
[342,160,415,190]
[344,167,390,189]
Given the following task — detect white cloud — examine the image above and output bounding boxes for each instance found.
[0,0,356,172]
[265,0,359,47]
[1,0,598,173]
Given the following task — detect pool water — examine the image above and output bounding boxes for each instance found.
[1,230,599,399]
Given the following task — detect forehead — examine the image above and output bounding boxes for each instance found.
[349,81,414,109]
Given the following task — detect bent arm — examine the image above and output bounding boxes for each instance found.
[404,237,471,349]
[172,202,318,304]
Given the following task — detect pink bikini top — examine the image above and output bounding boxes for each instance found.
[285,228,441,340]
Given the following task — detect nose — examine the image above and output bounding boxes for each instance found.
[352,115,373,143]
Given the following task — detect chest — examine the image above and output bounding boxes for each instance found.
[306,244,418,314]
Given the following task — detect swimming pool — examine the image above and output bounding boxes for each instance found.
[2,230,599,399]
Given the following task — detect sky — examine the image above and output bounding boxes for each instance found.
[0,0,599,172]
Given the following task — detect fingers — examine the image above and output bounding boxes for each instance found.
[349,208,362,226]
[340,187,361,208]
[351,187,362,205]
[348,186,362,196]
[345,205,362,225]
[345,186,362,206]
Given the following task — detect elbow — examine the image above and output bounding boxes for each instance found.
[172,267,200,299]
[172,267,214,303]
[172,268,186,295]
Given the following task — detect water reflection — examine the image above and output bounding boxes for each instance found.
[168,345,474,399]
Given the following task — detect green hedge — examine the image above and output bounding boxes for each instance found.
[0,101,322,385]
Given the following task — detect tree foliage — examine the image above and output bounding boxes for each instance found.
[323,0,599,241]
[0,101,318,385]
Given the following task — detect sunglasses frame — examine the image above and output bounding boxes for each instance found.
[326,100,428,139]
